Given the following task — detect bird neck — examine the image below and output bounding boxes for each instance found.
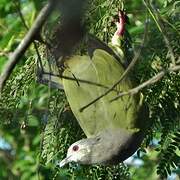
[88,129,144,165]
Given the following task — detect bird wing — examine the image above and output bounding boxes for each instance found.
[87,34,123,66]
[62,49,143,138]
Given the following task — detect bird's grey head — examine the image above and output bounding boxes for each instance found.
[59,137,98,167]
[59,129,144,167]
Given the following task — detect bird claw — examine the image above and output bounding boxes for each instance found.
[115,10,126,36]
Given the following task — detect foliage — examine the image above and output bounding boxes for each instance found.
[0,0,179,179]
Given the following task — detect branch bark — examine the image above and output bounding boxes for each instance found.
[0,0,57,92]
[110,65,180,102]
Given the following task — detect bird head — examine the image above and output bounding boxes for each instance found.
[58,130,145,167]
[59,138,96,167]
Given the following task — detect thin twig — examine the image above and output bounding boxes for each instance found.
[15,0,29,30]
[0,0,57,92]
[110,65,180,101]
[42,72,119,92]
[79,18,149,112]
[15,0,43,72]
[143,0,176,65]
[152,6,176,65]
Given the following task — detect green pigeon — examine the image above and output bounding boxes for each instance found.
[37,10,149,166]
[58,11,149,167]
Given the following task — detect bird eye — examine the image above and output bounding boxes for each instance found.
[72,145,79,151]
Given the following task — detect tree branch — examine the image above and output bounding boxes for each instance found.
[15,0,43,79]
[0,0,57,92]
[110,65,180,102]
[40,72,120,92]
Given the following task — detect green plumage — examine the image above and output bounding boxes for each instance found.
[38,10,149,165]
[62,49,144,138]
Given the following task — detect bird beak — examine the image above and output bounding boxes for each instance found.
[58,155,72,167]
